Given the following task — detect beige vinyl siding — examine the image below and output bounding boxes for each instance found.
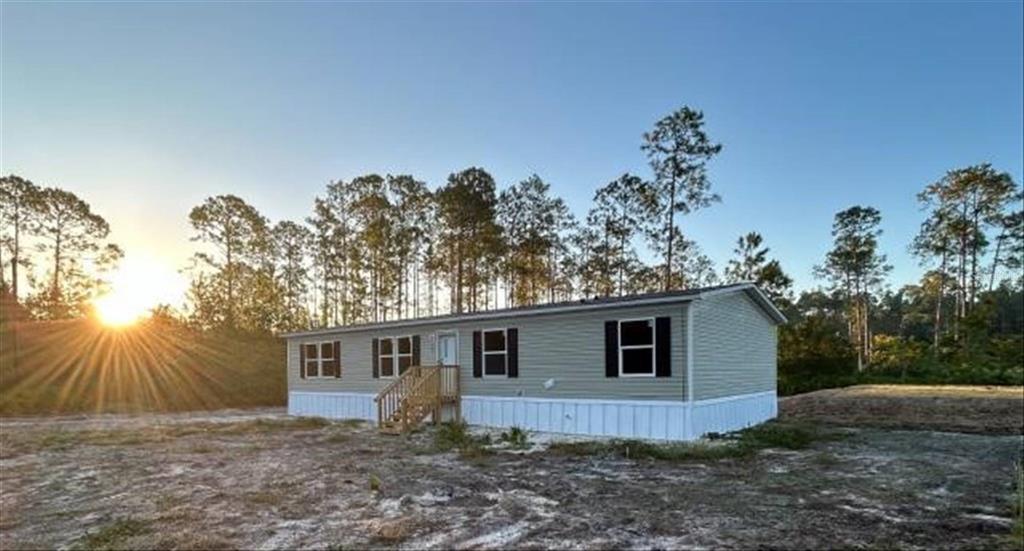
[691,291,777,400]
[288,303,688,401]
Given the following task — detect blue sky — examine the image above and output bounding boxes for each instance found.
[2,2,1022,296]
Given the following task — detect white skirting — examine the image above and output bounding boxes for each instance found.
[287,390,776,441]
[689,390,778,436]
[288,391,377,421]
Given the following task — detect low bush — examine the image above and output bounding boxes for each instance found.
[499,426,530,449]
[434,421,492,460]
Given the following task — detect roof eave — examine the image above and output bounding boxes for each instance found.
[279,293,703,338]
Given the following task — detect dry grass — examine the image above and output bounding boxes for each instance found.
[72,518,149,551]
[0,416,332,458]
[781,384,1024,434]
[0,319,286,416]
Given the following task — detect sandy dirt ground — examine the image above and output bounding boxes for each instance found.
[1,387,1022,550]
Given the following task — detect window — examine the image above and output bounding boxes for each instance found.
[619,319,655,377]
[482,329,507,376]
[378,336,413,378]
[379,337,395,378]
[303,341,337,378]
[304,343,319,377]
[396,336,413,375]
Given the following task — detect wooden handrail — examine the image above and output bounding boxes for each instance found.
[374,364,461,432]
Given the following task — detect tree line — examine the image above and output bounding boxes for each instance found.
[787,165,1022,391]
[2,105,1021,390]
[180,106,768,333]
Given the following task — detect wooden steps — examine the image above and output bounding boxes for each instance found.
[374,364,461,435]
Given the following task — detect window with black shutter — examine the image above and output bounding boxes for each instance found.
[618,319,655,377]
[482,329,508,376]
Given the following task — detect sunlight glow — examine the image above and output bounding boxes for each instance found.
[93,255,186,327]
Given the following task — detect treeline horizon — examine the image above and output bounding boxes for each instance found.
[3,105,1023,391]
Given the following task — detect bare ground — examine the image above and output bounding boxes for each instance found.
[0,386,1021,550]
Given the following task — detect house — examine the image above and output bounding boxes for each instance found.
[281,282,786,440]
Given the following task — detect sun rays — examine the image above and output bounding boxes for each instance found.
[0,320,285,415]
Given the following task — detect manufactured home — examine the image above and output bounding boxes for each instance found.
[281,282,786,441]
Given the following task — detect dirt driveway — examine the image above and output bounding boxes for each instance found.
[1,387,1022,550]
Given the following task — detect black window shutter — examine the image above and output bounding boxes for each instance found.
[371,338,379,378]
[655,317,671,377]
[299,342,307,379]
[412,335,421,366]
[507,328,518,378]
[605,321,618,378]
[334,340,342,378]
[472,331,482,378]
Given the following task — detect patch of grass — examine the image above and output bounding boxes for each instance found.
[36,430,80,451]
[339,419,366,429]
[811,452,841,467]
[369,473,381,492]
[325,432,351,444]
[187,443,218,453]
[737,422,826,450]
[550,438,754,461]
[549,421,839,463]
[152,532,234,550]
[245,490,285,506]
[433,421,494,463]
[74,518,148,551]
[213,416,331,434]
[499,426,530,449]
[30,417,332,453]
[434,421,491,450]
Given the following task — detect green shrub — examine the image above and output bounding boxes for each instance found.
[434,421,492,459]
[499,426,530,449]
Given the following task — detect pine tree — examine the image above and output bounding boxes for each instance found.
[0,175,42,301]
[815,206,891,370]
[29,187,123,319]
[641,107,723,291]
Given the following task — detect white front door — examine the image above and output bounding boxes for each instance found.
[437,332,458,366]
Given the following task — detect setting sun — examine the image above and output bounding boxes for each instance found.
[93,256,186,327]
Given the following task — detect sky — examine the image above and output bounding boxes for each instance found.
[2,2,1022,304]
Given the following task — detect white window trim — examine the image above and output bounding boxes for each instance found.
[618,318,656,378]
[435,330,460,366]
[303,340,338,379]
[378,336,397,379]
[481,327,508,378]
